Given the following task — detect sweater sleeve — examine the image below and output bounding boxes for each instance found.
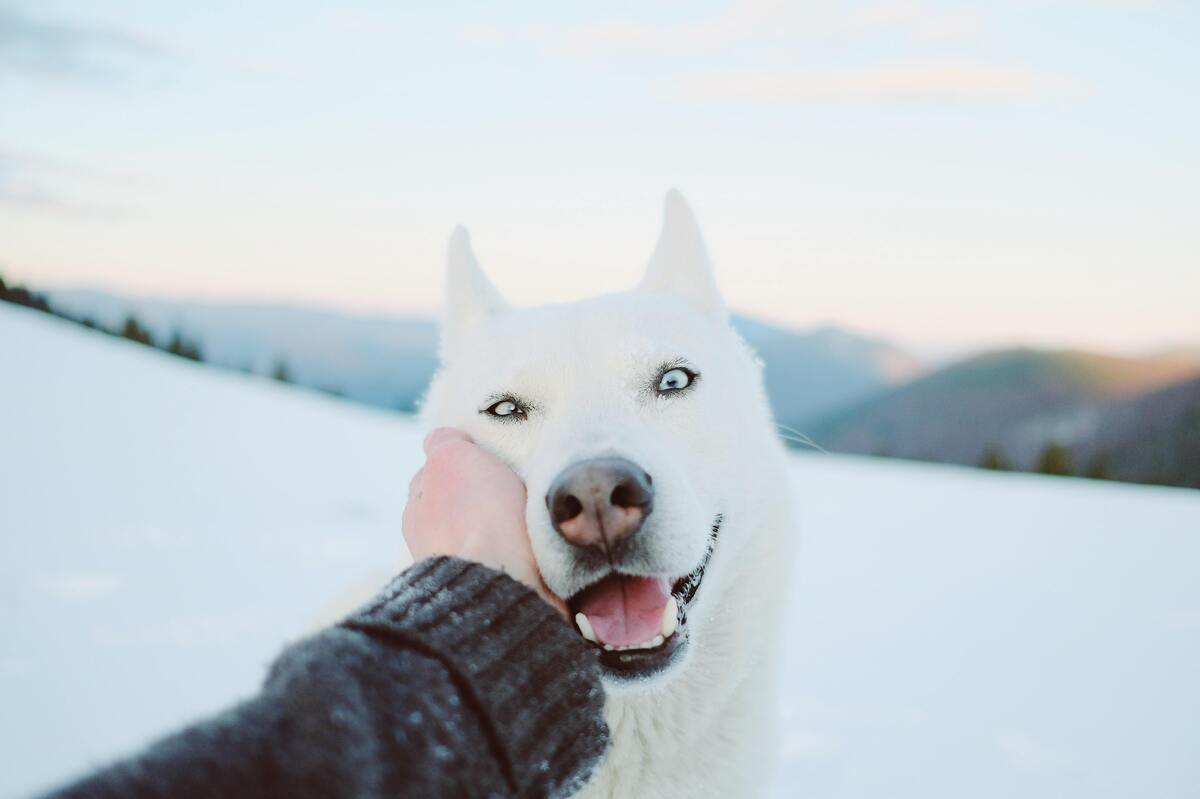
[41,557,609,799]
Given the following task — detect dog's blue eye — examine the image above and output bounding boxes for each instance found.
[481,395,532,421]
[658,367,694,393]
[488,400,520,417]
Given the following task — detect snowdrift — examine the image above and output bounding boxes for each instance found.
[2,304,1197,798]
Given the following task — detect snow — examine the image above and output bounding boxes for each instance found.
[2,304,1199,798]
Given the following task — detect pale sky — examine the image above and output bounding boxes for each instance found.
[1,0,1197,356]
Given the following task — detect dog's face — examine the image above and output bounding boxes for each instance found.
[422,193,773,688]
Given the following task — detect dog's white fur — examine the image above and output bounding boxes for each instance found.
[421,192,795,798]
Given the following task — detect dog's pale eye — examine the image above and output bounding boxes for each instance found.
[489,400,519,417]
[483,397,527,420]
[658,367,695,393]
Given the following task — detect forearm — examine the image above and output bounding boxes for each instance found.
[43,558,608,799]
[336,556,610,796]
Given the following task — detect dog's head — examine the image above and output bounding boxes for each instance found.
[422,192,777,688]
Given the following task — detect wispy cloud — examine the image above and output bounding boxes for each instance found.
[325,10,378,36]
[674,63,1073,103]
[0,4,173,81]
[1084,0,1165,8]
[469,0,992,58]
[0,182,124,218]
[464,1,1083,104]
[226,56,310,81]
[0,150,133,219]
[0,148,148,186]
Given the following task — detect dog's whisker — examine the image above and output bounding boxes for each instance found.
[774,424,828,454]
[779,436,827,453]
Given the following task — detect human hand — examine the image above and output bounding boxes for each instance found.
[403,428,567,618]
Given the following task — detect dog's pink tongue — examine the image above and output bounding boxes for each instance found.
[578,575,671,646]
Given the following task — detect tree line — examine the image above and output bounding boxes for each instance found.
[978,443,1110,481]
[0,271,294,383]
[1,272,205,362]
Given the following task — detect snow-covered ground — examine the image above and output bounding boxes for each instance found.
[2,304,1198,798]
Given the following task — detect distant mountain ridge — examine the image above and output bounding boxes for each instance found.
[1073,375,1200,488]
[737,318,923,430]
[47,288,921,423]
[812,348,1200,481]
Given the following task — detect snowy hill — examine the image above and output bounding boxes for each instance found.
[2,304,1199,798]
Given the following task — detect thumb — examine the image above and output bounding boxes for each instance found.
[424,427,471,455]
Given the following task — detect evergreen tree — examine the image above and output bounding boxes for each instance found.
[272,359,292,383]
[166,331,187,357]
[978,447,1012,471]
[120,315,154,347]
[163,330,202,361]
[0,283,51,313]
[1085,454,1111,481]
[1036,442,1074,476]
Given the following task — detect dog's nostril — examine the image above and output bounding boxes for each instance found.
[610,479,651,510]
[552,493,584,525]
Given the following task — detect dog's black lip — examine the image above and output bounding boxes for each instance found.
[597,629,686,674]
[570,514,723,677]
[673,513,722,607]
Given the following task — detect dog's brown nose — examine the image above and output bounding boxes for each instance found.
[546,458,654,552]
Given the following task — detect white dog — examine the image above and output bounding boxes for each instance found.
[421,192,796,798]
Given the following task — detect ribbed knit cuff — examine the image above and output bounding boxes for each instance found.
[343,557,609,797]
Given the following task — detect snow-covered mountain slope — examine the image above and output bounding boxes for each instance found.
[2,304,1199,798]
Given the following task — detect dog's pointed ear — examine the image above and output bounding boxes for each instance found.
[637,190,726,318]
[441,226,509,361]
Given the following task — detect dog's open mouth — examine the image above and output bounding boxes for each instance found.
[566,515,721,678]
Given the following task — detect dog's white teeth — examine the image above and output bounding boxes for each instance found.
[662,595,678,638]
[603,643,615,651]
[575,613,597,643]
[611,635,665,652]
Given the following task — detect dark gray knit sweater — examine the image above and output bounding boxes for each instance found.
[42,557,610,799]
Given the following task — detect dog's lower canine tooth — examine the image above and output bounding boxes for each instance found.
[575,612,597,643]
[662,596,678,638]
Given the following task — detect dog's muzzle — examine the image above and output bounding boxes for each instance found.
[544,457,721,680]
